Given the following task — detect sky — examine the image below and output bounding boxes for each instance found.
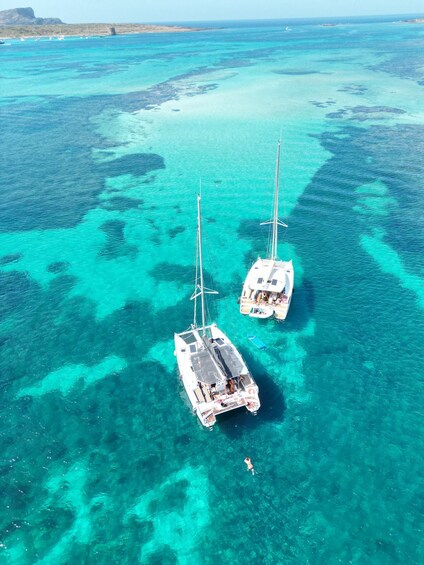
[0,0,423,23]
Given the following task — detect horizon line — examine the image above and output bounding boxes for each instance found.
[49,12,424,25]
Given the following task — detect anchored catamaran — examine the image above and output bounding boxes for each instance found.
[174,195,260,428]
[239,140,294,320]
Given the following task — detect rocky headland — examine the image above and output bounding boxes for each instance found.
[0,7,62,25]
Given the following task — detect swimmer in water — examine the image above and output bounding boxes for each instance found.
[244,456,255,475]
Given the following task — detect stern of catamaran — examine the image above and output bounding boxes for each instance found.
[240,258,294,319]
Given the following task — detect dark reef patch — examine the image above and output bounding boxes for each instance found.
[0,268,194,388]
[149,262,197,286]
[310,99,336,108]
[326,109,348,119]
[168,225,186,239]
[326,105,406,121]
[99,220,138,260]
[337,84,368,95]
[148,260,221,316]
[101,196,144,212]
[237,219,270,267]
[218,57,255,68]
[0,259,197,557]
[0,42,301,235]
[318,57,358,63]
[150,233,162,246]
[186,83,218,97]
[28,60,130,80]
[273,69,323,75]
[98,154,165,179]
[142,176,157,185]
[0,253,22,266]
[0,94,165,233]
[216,46,280,69]
[47,261,69,274]
[0,271,36,318]
[350,105,406,119]
[77,63,129,80]
[309,123,424,278]
[0,55,240,233]
[355,125,424,257]
[368,52,424,86]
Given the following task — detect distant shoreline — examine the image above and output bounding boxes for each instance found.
[0,23,202,39]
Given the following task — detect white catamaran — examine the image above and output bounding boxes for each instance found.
[174,195,260,428]
[239,140,294,320]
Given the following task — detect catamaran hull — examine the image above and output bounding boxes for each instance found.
[174,324,260,428]
[240,258,294,321]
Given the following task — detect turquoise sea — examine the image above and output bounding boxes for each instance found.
[1,15,424,564]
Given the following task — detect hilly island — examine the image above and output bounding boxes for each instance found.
[0,7,198,37]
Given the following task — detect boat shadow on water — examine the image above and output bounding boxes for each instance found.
[216,347,286,438]
[275,277,315,333]
[237,274,314,334]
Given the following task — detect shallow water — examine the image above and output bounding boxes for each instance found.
[0,17,423,564]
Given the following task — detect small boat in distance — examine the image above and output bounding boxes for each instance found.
[239,140,294,320]
[174,195,260,428]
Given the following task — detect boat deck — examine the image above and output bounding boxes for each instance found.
[191,343,245,385]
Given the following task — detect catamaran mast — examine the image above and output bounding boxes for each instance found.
[260,139,287,261]
[271,140,281,261]
[191,193,217,333]
[192,195,227,375]
[197,195,207,335]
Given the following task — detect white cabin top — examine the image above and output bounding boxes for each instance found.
[245,257,293,293]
